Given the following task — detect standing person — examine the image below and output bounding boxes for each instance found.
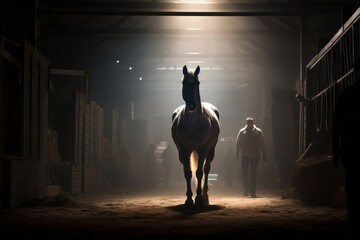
[236,117,267,198]
[161,144,174,186]
[145,143,157,188]
[332,58,360,228]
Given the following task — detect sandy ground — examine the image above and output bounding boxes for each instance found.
[0,183,357,240]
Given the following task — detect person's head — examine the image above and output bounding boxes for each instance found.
[246,117,254,128]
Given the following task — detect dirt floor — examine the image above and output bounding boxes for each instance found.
[0,183,358,240]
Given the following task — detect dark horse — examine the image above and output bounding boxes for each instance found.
[171,65,220,207]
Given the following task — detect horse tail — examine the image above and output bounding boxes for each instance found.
[190,151,198,186]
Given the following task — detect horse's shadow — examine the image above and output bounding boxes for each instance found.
[167,204,223,215]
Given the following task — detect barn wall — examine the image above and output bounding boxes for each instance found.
[73,91,105,194]
[0,36,112,208]
[84,101,104,193]
[8,41,50,208]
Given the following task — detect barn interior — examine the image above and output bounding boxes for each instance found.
[0,0,360,239]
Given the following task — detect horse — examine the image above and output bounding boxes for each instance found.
[171,65,220,207]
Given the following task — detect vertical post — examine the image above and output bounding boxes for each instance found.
[34,0,41,49]
[298,0,309,156]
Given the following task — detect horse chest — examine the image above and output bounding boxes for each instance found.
[177,117,210,140]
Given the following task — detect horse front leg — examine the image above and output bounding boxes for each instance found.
[180,150,194,206]
[195,154,205,207]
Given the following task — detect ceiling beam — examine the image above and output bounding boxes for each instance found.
[41,26,298,36]
[40,1,355,17]
[40,2,300,16]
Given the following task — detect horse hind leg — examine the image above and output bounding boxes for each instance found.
[184,162,194,206]
[202,159,211,206]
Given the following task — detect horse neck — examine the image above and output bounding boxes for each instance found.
[195,89,203,114]
[184,87,203,116]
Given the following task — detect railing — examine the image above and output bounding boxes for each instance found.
[302,8,360,155]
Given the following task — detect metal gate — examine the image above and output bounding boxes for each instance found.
[301,8,360,156]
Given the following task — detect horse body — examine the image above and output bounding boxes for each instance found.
[171,65,220,207]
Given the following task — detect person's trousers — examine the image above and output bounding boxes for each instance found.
[241,156,259,196]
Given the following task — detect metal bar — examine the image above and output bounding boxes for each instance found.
[310,68,354,101]
[50,68,86,77]
[307,7,360,70]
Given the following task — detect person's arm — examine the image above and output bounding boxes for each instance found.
[235,131,241,160]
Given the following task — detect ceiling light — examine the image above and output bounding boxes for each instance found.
[188,60,205,63]
[173,1,217,4]
[184,28,202,31]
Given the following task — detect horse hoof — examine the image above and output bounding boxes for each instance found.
[185,198,194,206]
[202,194,209,206]
[195,196,204,207]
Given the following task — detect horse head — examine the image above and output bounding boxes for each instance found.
[182,65,200,112]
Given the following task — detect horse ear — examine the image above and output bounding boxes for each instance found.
[194,65,200,76]
[183,65,188,75]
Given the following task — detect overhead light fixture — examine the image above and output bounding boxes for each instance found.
[188,60,205,63]
[173,1,217,4]
[186,52,201,55]
[184,28,202,31]
[155,66,225,71]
